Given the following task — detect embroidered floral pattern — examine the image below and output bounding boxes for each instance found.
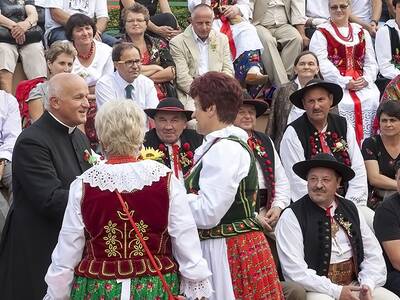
[332,138,349,153]
[247,136,275,202]
[103,221,122,257]
[392,48,400,69]
[158,143,194,170]
[129,220,149,257]
[103,203,149,258]
[309,131,351,166]
[336,216,353,238]
[70,273,179,300]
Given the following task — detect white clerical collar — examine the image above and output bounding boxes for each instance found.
[48,111,76,134]
[192,27,209,44]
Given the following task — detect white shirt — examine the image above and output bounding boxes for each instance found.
[72,40,113,87]
[306,0,329,20]
[44,160,212,300]
[287,78,305,124]
[96,72,159,110]
[0,91,21,161]
[192,28,209,76]
[351,0,372,23]
[186,125,250,300]
[276,201,386,299]
[36,0,109,32]
[280,119,368,205]
[375,19,400,80]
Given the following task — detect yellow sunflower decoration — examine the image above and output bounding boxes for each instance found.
[139,147,165,162]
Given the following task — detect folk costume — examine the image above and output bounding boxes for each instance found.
[310,22,380,143]
[144,129,202,179]
[280,79,369,207]
[375,19,400,80]
[185,125,284,300]
[0,111,91,299]
[44,158,212,300]
[144,97,203,182]
[276,154,394,300]
[242,97,290,212]
[188,0,265,93]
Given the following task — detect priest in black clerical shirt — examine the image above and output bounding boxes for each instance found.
[0,73,92,300]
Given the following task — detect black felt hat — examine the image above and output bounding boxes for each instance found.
[293,153,355,182]
[144,97,193,120]
[242,91,269,118]
[289,79,343,109]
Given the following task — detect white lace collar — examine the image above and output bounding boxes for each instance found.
[79,160,171,192]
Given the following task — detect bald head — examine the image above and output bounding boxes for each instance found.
[46,73,89,126]
[47,73,87,106]
[191,4,214,40]
[191,3,214,19]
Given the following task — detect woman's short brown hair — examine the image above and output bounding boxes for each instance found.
[189,71,243,124]
[65,13,97,41]
[122,2,150,25]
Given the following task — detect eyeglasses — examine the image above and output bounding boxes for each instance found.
[329,4,349,11]
[308,177,334,185]
[125,19,146,23]
[116,59,141,67]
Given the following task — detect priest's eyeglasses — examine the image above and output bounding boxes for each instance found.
[116,59,141,67]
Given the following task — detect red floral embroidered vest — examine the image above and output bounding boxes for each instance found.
[74,174,178,279]
[319,27,366,79]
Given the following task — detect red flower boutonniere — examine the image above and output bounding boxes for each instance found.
[180,143,194,168]
[158,144,168,164]
[247,137,266,158]
[309,131,351,166]
[158,143,194,168]
[83,149,100,166]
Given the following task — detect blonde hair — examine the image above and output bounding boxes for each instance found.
[328,0,351,5]
[95,100,146,156]
[46,41,77,63]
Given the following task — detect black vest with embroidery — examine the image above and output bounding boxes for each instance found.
[290,195,364,277]
[252,131,276,210]
[290,113,350,166]
[387,25,400,70]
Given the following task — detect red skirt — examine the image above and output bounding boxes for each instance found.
[226,231,284,300]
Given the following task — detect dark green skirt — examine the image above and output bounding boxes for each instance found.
[70,273,179,300]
